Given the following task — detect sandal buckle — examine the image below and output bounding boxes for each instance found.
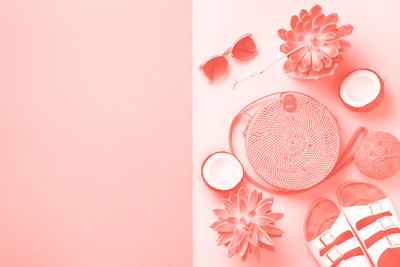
[327,246,342,263]
[320,230,335,246]
[379,216,395,229]
[369,202,384,214]
[386,234,400,247]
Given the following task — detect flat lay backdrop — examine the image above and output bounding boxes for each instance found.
[0,0,191,266]
[194,0,400,266]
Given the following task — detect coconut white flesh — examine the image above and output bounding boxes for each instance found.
[202,152,243,190]
[340,70,381,108]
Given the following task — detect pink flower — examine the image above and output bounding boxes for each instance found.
[210,187,284,261]
[278,5,353,79]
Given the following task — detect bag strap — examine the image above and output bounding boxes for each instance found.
[330,126,368,175]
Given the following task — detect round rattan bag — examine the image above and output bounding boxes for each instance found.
[229,92,340,192]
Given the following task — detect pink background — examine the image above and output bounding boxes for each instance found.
[0,0,191,266]
[194,0,400,266]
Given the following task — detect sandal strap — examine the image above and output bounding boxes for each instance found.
[308,212,371,267]
[342,198,400,265]
[356,211,393,230]
[365,228,400,249]
[320,231,354,256]
[329,247,364,267]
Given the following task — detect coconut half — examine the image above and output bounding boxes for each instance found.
[201,152,243,191]
[339,69,384,111]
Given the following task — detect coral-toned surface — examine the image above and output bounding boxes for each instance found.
[211,187,283,261]
[0,0,192,266]
[278,5,353,79]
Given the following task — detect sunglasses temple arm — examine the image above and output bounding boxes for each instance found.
[232,46,303,89]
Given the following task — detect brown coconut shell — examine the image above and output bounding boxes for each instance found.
[354,131,400,179]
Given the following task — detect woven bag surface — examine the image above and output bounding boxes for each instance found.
[245,93,340,190]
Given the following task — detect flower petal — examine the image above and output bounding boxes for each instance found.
[241,247,249,261]
[323,65,337,76]
[215,221,236,232]
[229,227,245,251]
[239,199,247,215]
[309,4,322,17]
[223,199,237,214]
[217,232,233,245]
[298,62,310,73]
[256,201,273,215]
[318,23,337,35]
[336,24,354,37]
[339,39,351,52]
[280,43,290,54]
[249,230,258,246]
[254,216,274,225]
[229,192,237,204]
[299,9,308,18]
[226,216,238,225]
[227,245,236,257]
[320,45,339,58]
[257,191,263,204]
[295,21,304,35]
[319,32,336,41]
[283,60,297,73]
[277,28,287,41]
[263,225,285,236]
[265,212,284,221]
[288,47,306,63]
[258,230,274,246]
[324,13,338,24]
[290,15,299,30]
[237,187,248,202]
[321,55,333,68]
[247,189,258,211]
[298,51,311,72]
[213,208,230,219]
[252,245,261,260]
[309,70,322,79]
[312,13,325,32]
[311,49,323,71]
[286,42,300,53]
[300,13,311,23]
[248,209,256,218]
[239,237,250,257]
[332,54,343,63]
[258,197,273,207]
[210,220,225,230]
[303,21,312,34]
[286,30,298,42]
[252,222,261,232]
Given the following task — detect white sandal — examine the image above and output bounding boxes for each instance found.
[338,181,400,267]
[305,198,372,267]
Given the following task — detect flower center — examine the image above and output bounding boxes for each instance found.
[239,217,253,234]
[312,37,319,47]
[305,36,319,49]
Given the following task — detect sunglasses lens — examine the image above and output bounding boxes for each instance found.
[201,56,228,83]
[231,36,257,62]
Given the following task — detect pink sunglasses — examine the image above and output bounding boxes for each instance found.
[199,34,258,83]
